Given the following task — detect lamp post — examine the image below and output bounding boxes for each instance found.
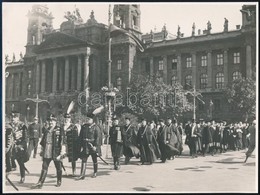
[24,94,49,118]
[185,84,205,121]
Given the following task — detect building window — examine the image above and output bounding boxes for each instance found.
[171,75,177,85]
[32,36,36,45]
[116,77,122,91]
[217,54,223,65]
[232,71,242,80]
[201,55,207,67]
[28,70,32,79]
[185,75,192,89]
[172,58,177,70]
[200,74,208,89]
[186,57,192,68]
[145,61,150,73]
[117,60,122,70]
[27,84,31,95]
[216,72,224,89]
[158,60,164,70]
[233,52,240,64]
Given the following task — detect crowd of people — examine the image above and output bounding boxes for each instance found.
[5,110,256,190]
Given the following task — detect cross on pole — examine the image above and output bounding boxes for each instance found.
[24,94,49,118]
[185,84,205,121]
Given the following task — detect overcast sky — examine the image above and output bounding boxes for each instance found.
[2,2,254,59]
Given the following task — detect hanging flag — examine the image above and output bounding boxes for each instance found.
[109,24,145,52]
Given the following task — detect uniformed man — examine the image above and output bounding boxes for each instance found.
[76,113,102,180]
[62,113,79,176]
[109,116,125,170]
[244,120,256,163]
[6,111,28,183]
[32,114,64,189]
[27,117,41,158]
[123,117,140,165]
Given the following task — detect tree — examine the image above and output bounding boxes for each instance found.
[119,72,193,121]
[225,77,256,121]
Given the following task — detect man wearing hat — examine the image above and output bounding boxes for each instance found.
[62,113,79,176]
[32,114,63,188]
[27,117,42,158]
[244,119,256,163]
[109,116,126,170]
[6,111,28,183]
[157,119,167,163]
[76,113,102,179]
[123,117,139,165]
[137,118,161,165]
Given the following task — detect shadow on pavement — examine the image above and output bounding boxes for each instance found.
[133,187,151,191]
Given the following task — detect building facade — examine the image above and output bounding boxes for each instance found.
[5,4,256,122]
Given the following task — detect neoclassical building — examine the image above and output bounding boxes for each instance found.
[5,4,256,121]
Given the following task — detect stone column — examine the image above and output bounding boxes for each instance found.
[149,57,154,77]
[207,51,212,89]
[52,58,58,93]
[71,58,76,91]
[41,60,46,93]
[191,52,197,88]
[177,53,182,84]
[246,45,252,79]
[77,55,82,91]
[83,54,90,90]
[163,55,167,83]
[223,50,228,88]
[11,74,14,98]
[64,56,70,92]
[36,61,40,93]
[58,61,63,91]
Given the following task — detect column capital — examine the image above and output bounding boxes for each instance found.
[51,57,57,63]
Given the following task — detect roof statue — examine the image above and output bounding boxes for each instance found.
[5,54,9,63]
[162,23,168,39]
[64,7,83,24]
[207,21,212,33]
[224,18,228,32]
[19,52,24,61]
[177,25,181,38]
[192,22,196,36]
[12,53,16,62]
[86,10,97,25]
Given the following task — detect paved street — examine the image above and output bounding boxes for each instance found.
[4,143,257,193]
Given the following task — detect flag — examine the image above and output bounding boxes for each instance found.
[109,24,145,52]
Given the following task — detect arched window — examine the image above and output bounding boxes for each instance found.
[232,71,242,80]
[116,77,122,91]
[216,72,224,89]
[171,75,177,85]
[185,75,192,89]
[200,74,208,89]
[27,84,31,95]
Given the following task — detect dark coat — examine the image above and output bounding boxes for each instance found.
[109,125,126,158]
[123,124,140,157]
[137,125,161,163]
[63,123,80,162]
[184,124,192,145]
[8,122,28,163]
[40,125,63,160]
[201,125,213,145]
[28,122,42,139]
[79,123,102,158]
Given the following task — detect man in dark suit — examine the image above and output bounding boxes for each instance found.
[27,117,41,158]
[77,113,102,179]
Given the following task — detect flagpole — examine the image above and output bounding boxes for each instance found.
[106,4,112,159]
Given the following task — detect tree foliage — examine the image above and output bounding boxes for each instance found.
[225,77,256,120]
[124,73,193,119]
